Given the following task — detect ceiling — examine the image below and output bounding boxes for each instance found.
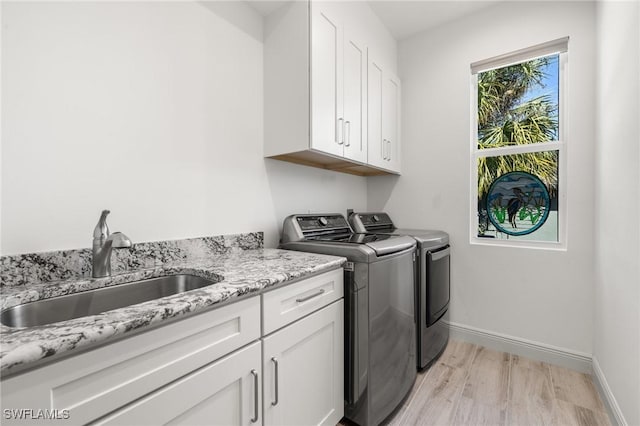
[245,1,290,17]
[367,1,501,40]
[245,1,502,41]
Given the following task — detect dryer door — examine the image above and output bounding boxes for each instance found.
[426,245,450,326]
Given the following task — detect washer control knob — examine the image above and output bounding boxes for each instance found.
[372,215,380,223]
[318,217,328,226]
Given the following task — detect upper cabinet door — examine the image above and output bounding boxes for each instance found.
[368,53,401,173]
[367,54,385,169]
[383,72,401,173]
[311,3,344,157]
[342,29,367,163]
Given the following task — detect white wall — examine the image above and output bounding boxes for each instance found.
[369,1,597,354]
[0,1,367,255]
[594,1,640,424]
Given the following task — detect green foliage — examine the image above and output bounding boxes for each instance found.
[529,207,542,224]
[515,206,544,225]
[477,58,558,198]
[518,207,528,221]
[493,207,506,223]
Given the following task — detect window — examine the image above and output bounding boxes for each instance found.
[470,38,567,248]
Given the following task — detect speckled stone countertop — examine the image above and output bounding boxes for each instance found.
[0,249,345,376]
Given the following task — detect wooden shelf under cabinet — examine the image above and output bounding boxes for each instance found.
[268,151,397,177]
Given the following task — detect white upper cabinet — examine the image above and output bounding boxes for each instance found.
[264,1,398,176]
[368,52,401,173]
[367,56,385,169]
[383,72,401,172]
[310,2,367,163]
[342,28,367,163]
[310,3,344,158]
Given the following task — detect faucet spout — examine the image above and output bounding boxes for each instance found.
[94,209,111,240]
[92,210,132,278]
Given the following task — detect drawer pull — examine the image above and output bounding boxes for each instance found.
[271,357,279,406]
[251,369,259,423]
[296,289,325,303]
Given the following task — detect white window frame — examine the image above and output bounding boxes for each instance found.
[469,38,569,250]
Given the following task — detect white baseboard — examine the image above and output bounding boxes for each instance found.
[592,356,627,426]
[447,321,593,373]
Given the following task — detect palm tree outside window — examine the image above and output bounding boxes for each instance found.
[470,38,568,247]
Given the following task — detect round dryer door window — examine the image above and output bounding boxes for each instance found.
[485,171,551,236]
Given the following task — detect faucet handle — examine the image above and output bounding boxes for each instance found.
[93,209,111,239]
[110,232,132,249]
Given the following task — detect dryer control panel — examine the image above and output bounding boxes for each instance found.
[350,213,394,232]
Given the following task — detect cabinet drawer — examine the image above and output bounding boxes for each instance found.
[262,268,343,335]
[1,296,260,426]
[95,342,262,426]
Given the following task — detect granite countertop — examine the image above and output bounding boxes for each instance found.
[0,248,345,376]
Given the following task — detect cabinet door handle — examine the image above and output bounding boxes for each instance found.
[251,369,259,423]
[382,139,388,160]
[271,357,279,406]
[387,140,392,161]
[337,118,344,145]
[344,121,351,147]
[296,288,325,303]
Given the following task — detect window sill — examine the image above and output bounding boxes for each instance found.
[470,238,567,251]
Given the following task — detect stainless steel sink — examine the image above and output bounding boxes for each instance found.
[1,274,220,328]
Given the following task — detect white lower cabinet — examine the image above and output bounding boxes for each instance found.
[0,296,261,426]
[96,342,262,426]
[263,300,344,426]
[0,269,344,426]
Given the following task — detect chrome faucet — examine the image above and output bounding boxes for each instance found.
[92,210,132,278]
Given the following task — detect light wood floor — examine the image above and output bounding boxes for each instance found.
[381,339,611,426]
